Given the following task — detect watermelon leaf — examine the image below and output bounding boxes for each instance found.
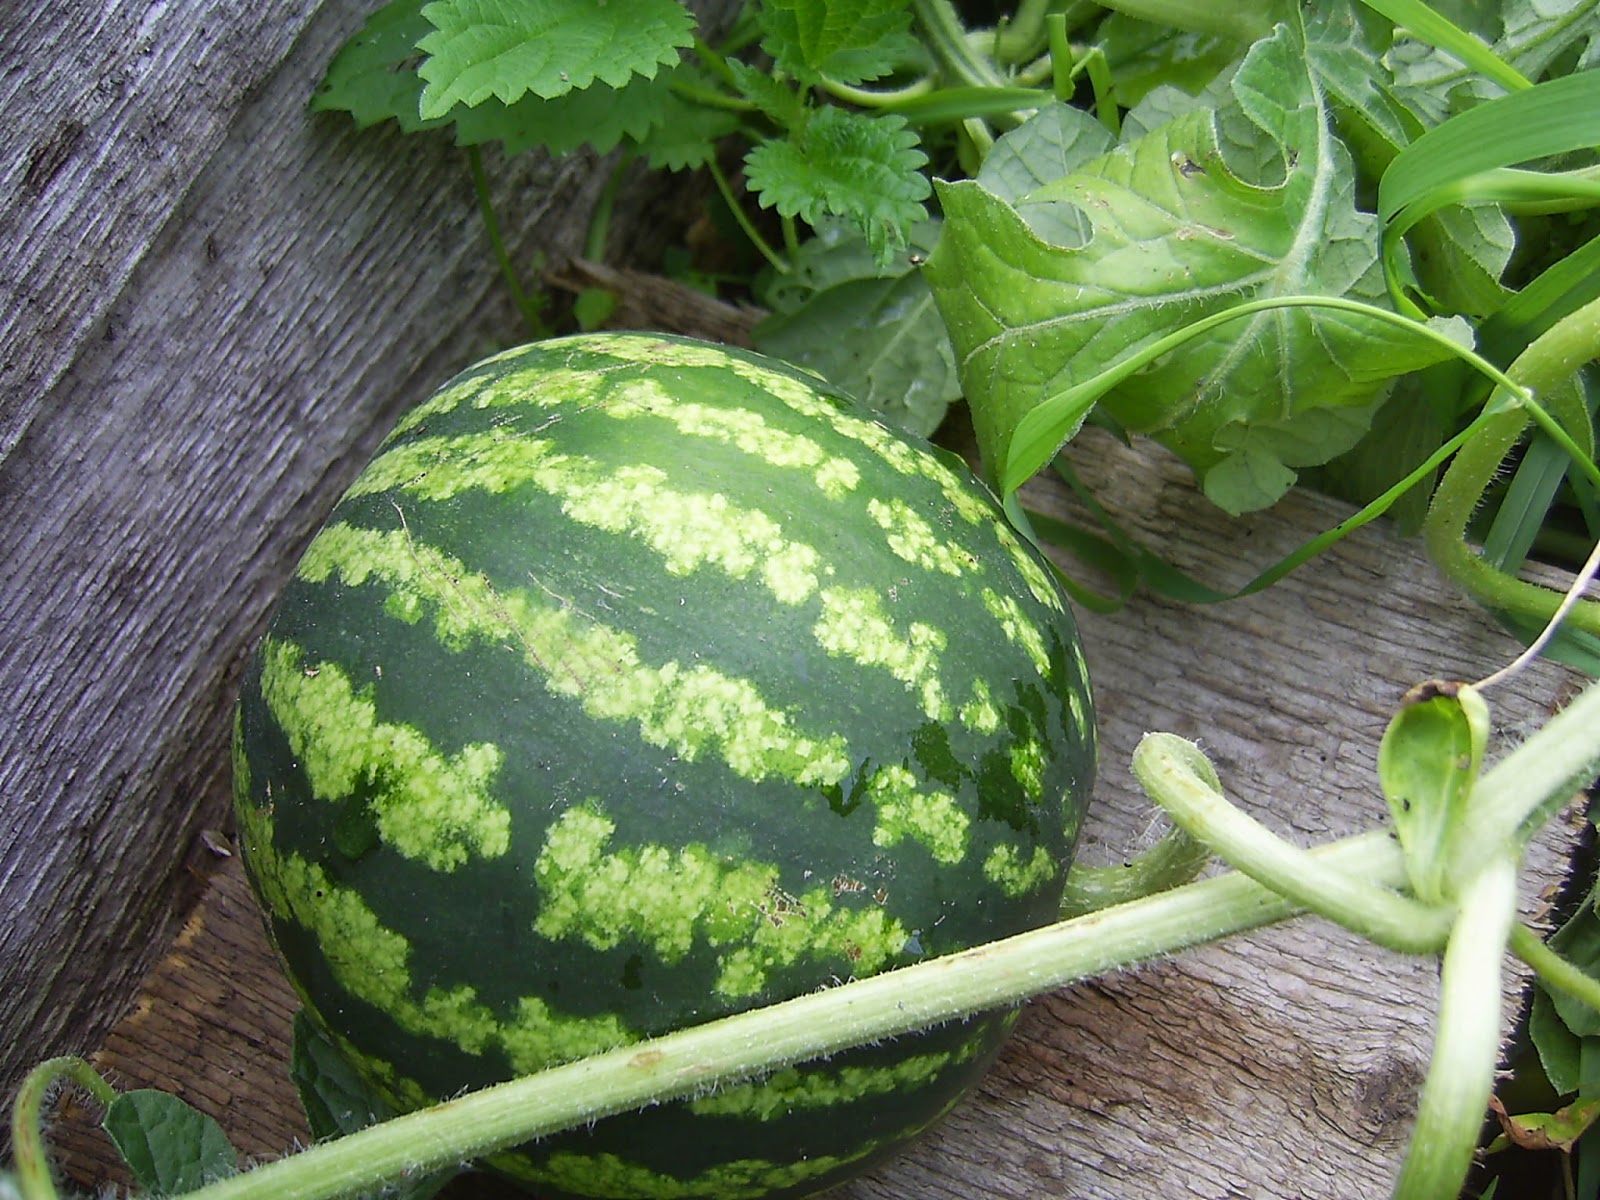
[415,0,695,119]
[102,1090,239,1195]
[926,14,1456,510]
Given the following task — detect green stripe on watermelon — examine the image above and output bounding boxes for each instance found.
[234,332,1096,1200]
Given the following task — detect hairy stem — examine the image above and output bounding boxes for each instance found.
[1390,858,1518,1200]
[11,1057,117,1200]
[1133,734,1454,952]
[1511,924,1600,1016]
[1424,294,1600,637]
[175,834,1409,1200]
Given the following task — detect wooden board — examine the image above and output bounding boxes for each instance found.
[45,416,1585,1198]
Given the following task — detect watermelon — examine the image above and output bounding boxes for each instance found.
[232,332,1096,1199]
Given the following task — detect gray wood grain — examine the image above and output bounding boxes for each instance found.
[0,0,734,1104]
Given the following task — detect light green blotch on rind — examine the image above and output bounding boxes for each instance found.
[295,523,851,788]
[257,638,510,871]
[865,765,969,866]
[993,519,1063,612]
[489,1142,876,1200]
[813,587,949,722]
[230,778,636,1073]
[982,842,1060,898]
[345,431,824,608]
[688,1035,984,1121]
[605,380,861,500]
[980,587,1051,678]
[533,803,911,998]
[958,679,1002,734]
[866,498,978,577]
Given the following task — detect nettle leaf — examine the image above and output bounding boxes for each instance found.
[634,79,742,170]
[755,221,955,436]
[416,0,695,119]
[745,107,931,265]
[454,69,676,156]
[102,1090,239,1195]
[311,0,451,132]
[309,0,683,157]
[729,58,808,128]
[758,0,917,86]
[926,17,1455,510]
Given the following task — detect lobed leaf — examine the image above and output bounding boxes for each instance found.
[926,17,1454,510]
[416,0,695,119]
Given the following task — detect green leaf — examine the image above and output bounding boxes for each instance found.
[1306,4,1514,316]
[976,102,1116,246]
[416,0,695,119]
[1530,985,1584,1096]
[1379,69,1600,307]
[927,17,1454,503]
[310,0,450,132]
[744,107,931,264]
[728,59,809,128]
[291,1013,458,1199]
[452,69,676,156]
[1376,681,1488,905]
[758,0,917,86]
[102,1090,239,1195]
[754,223,955,435]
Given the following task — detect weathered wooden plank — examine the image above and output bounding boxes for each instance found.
[0,0,737,1107]
[45,418,1583,1198]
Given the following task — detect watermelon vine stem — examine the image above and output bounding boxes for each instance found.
[10,1057,116,1200]
[163,833,1413,1200]
[1389,857,1519,1200]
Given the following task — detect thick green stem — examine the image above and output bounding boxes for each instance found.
[172,833,1409,1200]
[1389,858,1519,1200]
[1423,295,1600,637]
[1134,734,1455,952]
[11,1057,117,1200]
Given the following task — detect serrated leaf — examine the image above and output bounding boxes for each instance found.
[754,223,954,435]
[416,0,694,119]
[103,1090,239,1195]
[452,69,675,156]
[745,107,930,265]
[633,83,742,170]
[728,59,808,128]
[310,0,450,132]
[926,16,1455,506]
[758,0,916,86]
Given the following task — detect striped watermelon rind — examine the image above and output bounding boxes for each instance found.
[233,332,1096,1199]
